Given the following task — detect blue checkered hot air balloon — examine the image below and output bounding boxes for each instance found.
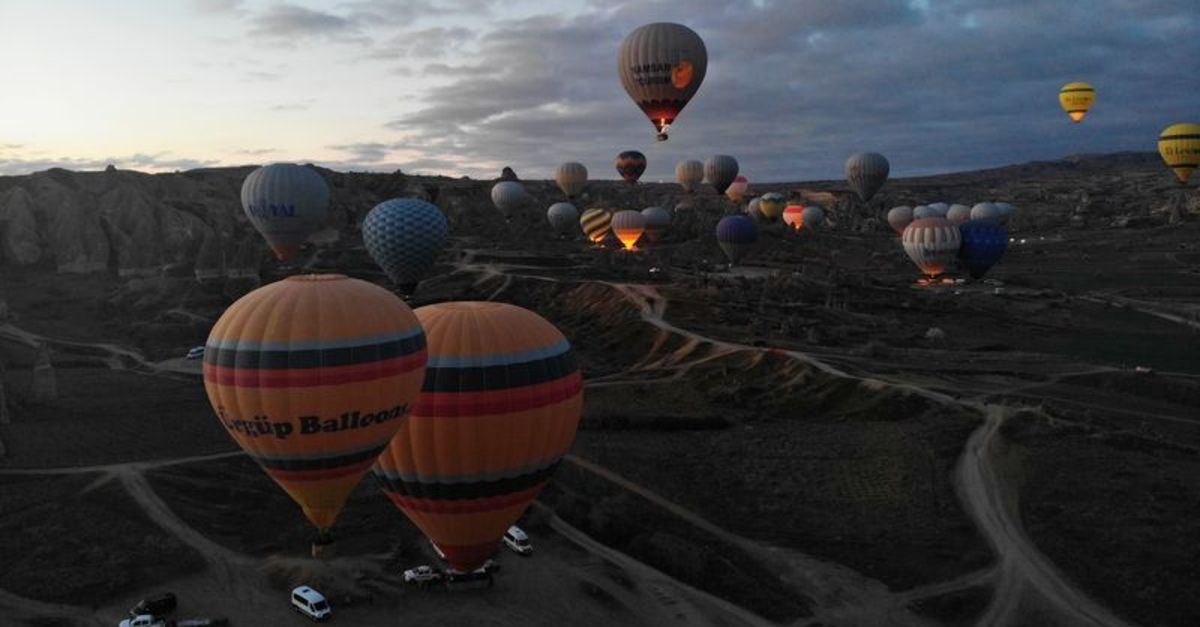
[957,219,1008,279]
[363,198,449,296]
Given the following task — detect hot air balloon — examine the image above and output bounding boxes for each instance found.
[373,302,582,572]
[726,175,749,203]
[902,218,961,277]
[203,275,427,553]
[970,202,1000,221]
[705,155,739,195]
[580,208,612,245]
[802,205,825,229]
[240,163,330,261]
[615,151,647,183]
[715,215,757,265]
[491,181,530,219]
[641,206,671,243]
[556,162,588,198]
[547,202,580,237]
[746,197,764,220]
[618,22,708,141]
[676,159,704,193]
[758,192,786,220]
[945,204,972,224]
[363,198,449,296]
[887,206,913,234]
[611,210,647,250]
[958,219,1008,279]
[1158,123,1200,184]
[1059,82,1095,123]
[927,202,950,217]
[992,202,1016,221]
[845,152,890,202]
[782,204,805,230]
[913,205,937,219]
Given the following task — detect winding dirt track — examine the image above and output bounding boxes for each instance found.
[0,256,1164,626]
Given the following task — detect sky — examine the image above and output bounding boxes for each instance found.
[0,0,1196,182]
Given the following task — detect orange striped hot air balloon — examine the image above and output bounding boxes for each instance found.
[374,302,583,572]
[203,275,427,551]
[782,204,805,230]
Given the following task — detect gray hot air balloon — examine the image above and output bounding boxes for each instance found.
[845,152,890,202]
[970,202,1000,221]
[547,202,580,236]
[902,217,961,277]
[746,197,764,220]
[704,154,739,195]
[555,162,587,199]
[913,205,938,219]
[618,23,708,142]
[927,202,950,217]
[240,163,330,261]
[491,181,530,219]
[993,202,1016,220]
[676,159,704,193]
[887,206,914,234]
[641,206,671,243]
[945,204,972,224]
[802,205,825,229]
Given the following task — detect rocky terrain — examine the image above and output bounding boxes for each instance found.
[0,152,1198,627]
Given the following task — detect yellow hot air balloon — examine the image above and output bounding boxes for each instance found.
[758,192,786,220]
[373,302,583,572]
[1058,82,1095,123]
[203,275,427,552]
[1158,123,1200,184]
[580,208,612,245]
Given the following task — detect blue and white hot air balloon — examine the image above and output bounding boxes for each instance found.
[363,198,449,296]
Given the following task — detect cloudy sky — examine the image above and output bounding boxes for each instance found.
[0,0,1195,181]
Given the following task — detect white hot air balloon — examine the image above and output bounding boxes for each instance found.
[555,162,587,199]
[902,217,961,277]
[913,205,938,219]
[240,163,330,261]
[801,205,825,229]
[491,181,531,219]
[970,202,1000,221]
[945,204,972,224]
[887,206,914,234]
[927,202,950,217]
[676,159,704,193]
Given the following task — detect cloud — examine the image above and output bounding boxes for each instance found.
[242,70,284,82]
[373,0,1199,181]
[190,0,245,15]
[235,148,278,156]
[248,4,368,46]
[0,152,220,176]
[270,100,315,111]
[327,142,396,163]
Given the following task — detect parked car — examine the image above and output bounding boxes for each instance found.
[503,525,533,555]
[129,592,177,618]
[482,559,501,574]
[445,566,494,591]
[185,346,205,360]
[403,565,443,586]
[290,586,331,622]
[119,616,166,627]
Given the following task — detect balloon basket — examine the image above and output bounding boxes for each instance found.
[312,531,335,559]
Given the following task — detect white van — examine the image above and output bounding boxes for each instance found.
[503,525,533,555]
[290,586,331,622]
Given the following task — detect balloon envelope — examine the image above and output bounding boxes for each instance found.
[676,159,704,192]
[1059,82,1095,123]
[902,218,961,277]
[373,302,582,572]
[887,206,914,234]
[945,204,972,224]
[726,175,749,203]
[745,197,763,220]
[970,202,1000,221]
[204,275,427,533]
[1158,123,1200,184]
[240,163,330,261]
[802,205,825,229]
[958,219,1008,279]
[363,198,449,295]
[615,151,647,183]
[641,206,671,242]
[491,182,530,218]
[782,204,805,230]
[913,205,937,219]
[556,162,588,198]
[705,155,739,195]
[611,209,647,249]
[845,152,890,202]
[580,208,613,244]
[758,192,786,220]
[618,22,708,141]
[715,215,757,265]
[547,202,580,236]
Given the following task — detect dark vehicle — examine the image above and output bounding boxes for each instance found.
[130,593,177,618]
[445,567,494,591]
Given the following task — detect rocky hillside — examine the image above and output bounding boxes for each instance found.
[0,153,1192,280]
